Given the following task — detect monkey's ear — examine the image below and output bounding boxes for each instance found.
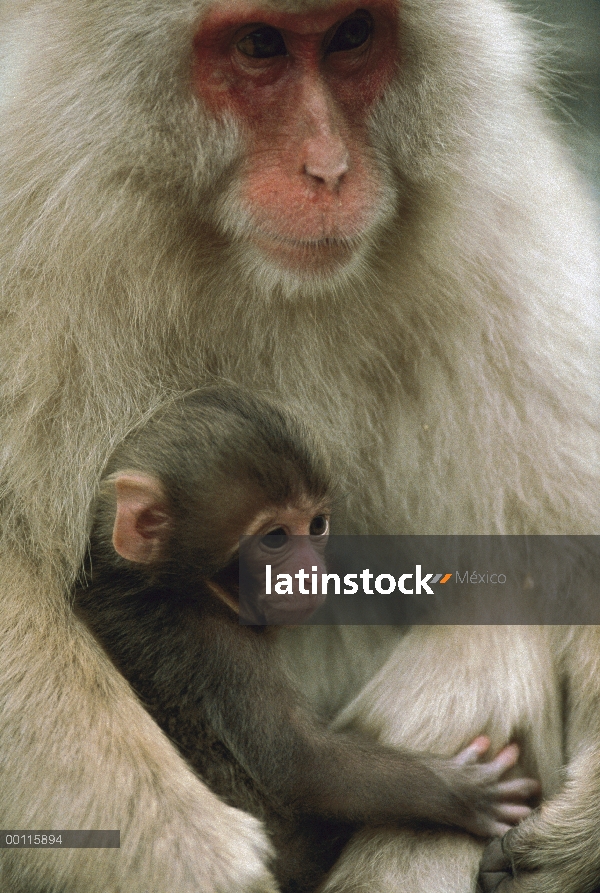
[112,473,172,564]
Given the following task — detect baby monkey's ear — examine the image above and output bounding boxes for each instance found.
[111,472,172,565]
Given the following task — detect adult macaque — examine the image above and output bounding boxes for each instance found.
[75,388,538,893]
[0,0,598,891]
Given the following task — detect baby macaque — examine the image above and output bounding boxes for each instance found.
[75,387,539,892]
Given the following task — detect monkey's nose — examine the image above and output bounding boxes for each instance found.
[303,153,349,191]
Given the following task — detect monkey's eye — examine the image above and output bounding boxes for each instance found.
[309,515,329,537]
[237,27,288,59]
[327,12,373,54]
[261,527,288,549]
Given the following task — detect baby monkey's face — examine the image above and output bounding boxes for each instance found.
[236,494,331,625]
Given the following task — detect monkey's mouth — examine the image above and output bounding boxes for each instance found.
[252,231,357,270]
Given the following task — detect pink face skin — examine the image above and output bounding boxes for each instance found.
[192,1,399,270]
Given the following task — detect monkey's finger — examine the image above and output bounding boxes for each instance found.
[479,837,511,872]
[492,804,532,824]
[453,735,491,765]
[478,871,513,893]
[484,743,520,777]
[484,821,516,838]
[495,778,541,800]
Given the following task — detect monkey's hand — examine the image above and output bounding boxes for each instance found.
[478,835,515,892]
[445,736,540,839]
[477,746,600,893]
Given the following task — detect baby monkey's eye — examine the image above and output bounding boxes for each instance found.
[309,515,329,536]
[261,526,288,549]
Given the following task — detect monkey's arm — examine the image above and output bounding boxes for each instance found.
[2,560,276,893]
[77,586,536,838]
[203,615,537,837]
[479,748,600,893]
[479,626,600,893]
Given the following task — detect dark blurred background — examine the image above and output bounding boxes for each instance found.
[520,0,600,197]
